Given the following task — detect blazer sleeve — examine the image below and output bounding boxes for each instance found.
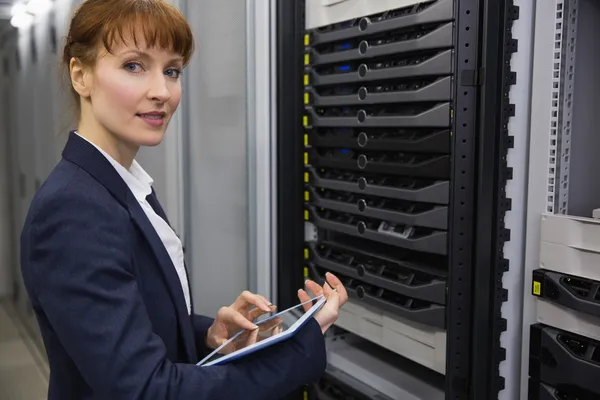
[23,192,326,400]
[192,314,214,359]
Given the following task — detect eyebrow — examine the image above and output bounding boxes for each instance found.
[120,50,183,64]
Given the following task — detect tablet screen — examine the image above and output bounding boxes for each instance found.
[197,295,324,366]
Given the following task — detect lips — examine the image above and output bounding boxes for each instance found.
[137,112,166,119]
[137,112,167,127]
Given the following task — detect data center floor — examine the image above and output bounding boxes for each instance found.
[0,299,48,400]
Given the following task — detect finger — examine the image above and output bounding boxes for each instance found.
[325,272,348,304]
[222,307,259,331]
[258,317,283,333]
[246,327,259,346]
[215,337,235,355]
[258,295,275,308]
[297,289,313,312]
[305,279,324,298]
[248,303,277,322]
[324,285,340,310]
[233,290,272,312]
[248,306,268,322]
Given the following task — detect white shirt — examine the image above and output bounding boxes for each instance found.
[76,133,192,315]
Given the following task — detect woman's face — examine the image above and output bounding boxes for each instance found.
[84,37,184,149]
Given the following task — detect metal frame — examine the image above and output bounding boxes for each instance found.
[521,0,600,398]
[179,0,193,277]
[519,1,562,397]
[275,0,307,311]
[547,0,578,215]
[275,1,523,398]
[564,0,600,217]
[498,0,536,399]
[444,0,480,396]
[246,0,276,301]
[470,0,520,399]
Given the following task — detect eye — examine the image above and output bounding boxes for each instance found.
[124,62,143,73]
[165,68,182,79]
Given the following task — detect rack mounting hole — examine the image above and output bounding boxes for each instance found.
[357,132,368,147]
[357,264,366,277]
[358,199,366,212]
[357,221,366,235]
[357,154,368,169]
[358,64,368,78]
[358,177,367,190]
[359,18,369,32]
[357,110,367,123]
[356,285,366,299]
[358,41,368,55]
[358,87,367,101]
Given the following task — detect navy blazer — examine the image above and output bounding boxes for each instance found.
[20,131,327,400]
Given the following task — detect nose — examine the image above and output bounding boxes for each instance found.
[148,72,171,103]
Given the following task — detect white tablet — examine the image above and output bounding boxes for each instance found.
[197,295,327,367]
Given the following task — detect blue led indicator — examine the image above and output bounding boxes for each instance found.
[339,43,351,50]
[340,148,350,153]
[338,65,351,72]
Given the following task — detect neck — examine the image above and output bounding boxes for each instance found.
[77,110,139,170]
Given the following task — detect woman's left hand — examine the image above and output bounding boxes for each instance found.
[205,290,276,353]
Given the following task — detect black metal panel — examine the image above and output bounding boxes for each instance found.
[308,149,451,179]
[307,128,451,153]
[529,324,600,397]
[306,205,448,255]
[306,76,452,106]
[532,269,600,318]
[469,0,519,398]
[309,263,446,328]
[275,0,306,312]
[277,0,522,399]
[307,242,447,304]
[307,186,449,229]
[442,0,478,398]
[307,49,454,86]
[306,102,451,128]
[527,380,562,400]
[309,0,454,45]
[309,23,454,66]
[305,167,450,204]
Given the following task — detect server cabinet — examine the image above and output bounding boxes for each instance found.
[275,0,519,399]
[522,0,600,398]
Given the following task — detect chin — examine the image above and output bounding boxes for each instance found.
[137,132,166,147]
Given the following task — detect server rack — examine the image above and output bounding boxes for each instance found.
[276,0,519,399]
[522,0,600,399]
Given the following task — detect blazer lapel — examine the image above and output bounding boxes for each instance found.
[62,132,197,362]
[128,199,197,362]
[146,191,197,315]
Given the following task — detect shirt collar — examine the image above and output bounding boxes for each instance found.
[75,132,153,202]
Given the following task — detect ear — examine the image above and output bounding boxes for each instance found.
[69,57,92,98]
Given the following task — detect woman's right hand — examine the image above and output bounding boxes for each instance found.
[298,272,348,334]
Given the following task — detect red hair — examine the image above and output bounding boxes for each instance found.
[63,0,194,109]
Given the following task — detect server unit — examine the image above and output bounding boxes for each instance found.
[522,0,600,399]
[276,0,519,399]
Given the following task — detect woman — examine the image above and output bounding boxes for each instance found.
[19,0,348,399]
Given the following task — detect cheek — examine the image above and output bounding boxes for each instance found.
[168,83,182,110]
[99,76,143,113]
